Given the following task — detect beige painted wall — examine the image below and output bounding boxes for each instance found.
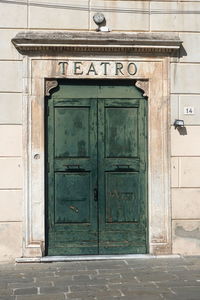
[1,0,200,261]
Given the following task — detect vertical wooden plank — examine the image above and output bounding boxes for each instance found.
[98,87,148,254]
[46,83,99,255]
[138,97,148,250]
[47,98,55,250]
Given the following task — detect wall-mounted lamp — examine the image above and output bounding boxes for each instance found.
[174,119,184,129]
[93,13,110,32]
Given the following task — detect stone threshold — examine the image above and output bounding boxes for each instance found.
[16,254,181,263]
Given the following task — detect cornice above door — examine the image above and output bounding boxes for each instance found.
[12,31,182,56]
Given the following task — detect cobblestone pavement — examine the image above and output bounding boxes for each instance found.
[0,256,200,300]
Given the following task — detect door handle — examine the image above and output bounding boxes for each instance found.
[116,164,130,169]
[64,164,80,169]
[94,188,98,202]
[63,164,85,172]
[114,164,136,171]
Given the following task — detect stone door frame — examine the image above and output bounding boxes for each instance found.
[20,55,171,257]
[12,30,182,258]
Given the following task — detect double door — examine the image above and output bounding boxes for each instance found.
[46,81,147,255]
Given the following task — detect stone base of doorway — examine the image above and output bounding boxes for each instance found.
[15,254,181,263]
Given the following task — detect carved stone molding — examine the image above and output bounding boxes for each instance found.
[135,80,149,98]
[21,55,171,257]
[45,79,58,96]
[12,31,182,56]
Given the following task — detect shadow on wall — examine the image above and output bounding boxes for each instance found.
[177,126,187,136]
[179,44,187,58]
[174,44,187,136]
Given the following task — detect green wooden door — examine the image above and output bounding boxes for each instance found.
[46,80,147,255]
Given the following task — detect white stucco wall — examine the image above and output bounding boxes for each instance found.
[0,0,200,261]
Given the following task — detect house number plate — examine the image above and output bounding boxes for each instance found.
[184,107,194,115]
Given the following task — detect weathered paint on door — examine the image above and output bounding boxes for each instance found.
[46,80,148,255]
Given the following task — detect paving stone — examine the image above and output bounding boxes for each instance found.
[87,278,107,284]
[169,286,200,299]
[89,274,122,284]
[186,264,200,271]
[67,295,96,300]
[72,275,90,281]
[53,273,73,279]
[15,264,58,271]
[98,268,128,274]
[155,279,200,288]
[182,256,200,265]
[171,270,200,280]
[67,289,122,298]
[1,257,200,299]
[16,294,66,300]
[54,263,86,271]
[96,298,130,300]
[21,271,54,279]
[107,281,155,290]
[120,289,166,299]
[9,281,53,289]
[34,277,56,284]
[162,292,200,300]
[0,277,34,284]
[56,270,97,277]
[126,258,186,268]
[54,270,93,276]
[52,278,74,287]
[137,271,178,282]
[55,278,107,287]
[40,286,69,294]
[0,288,11,296]
[0,282,8,289]
[13,287,38,295]
[0,297,15,300]
[69,284,108,292]
[126,295,163,300]
[85,261,127,270]
[151,265,188,272]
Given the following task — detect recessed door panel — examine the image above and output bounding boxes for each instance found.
[106,172,139,223]
[105,107,138,158]
[55,172,91,223]
[55,107,90,158]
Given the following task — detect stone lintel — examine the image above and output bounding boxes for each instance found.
[12,31,182,55]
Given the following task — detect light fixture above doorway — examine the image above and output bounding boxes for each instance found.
[93,12,110,32]
[174,119,185,129]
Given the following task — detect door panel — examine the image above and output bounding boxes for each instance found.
[47,97,98,255]
[55,172,91,223]
[98,98,147,254]
[106,172,139,223]
[46,81,147,256]
[105,107,138,158]
[55,107,90,158]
